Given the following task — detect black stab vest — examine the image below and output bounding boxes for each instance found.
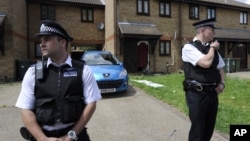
[183,41,221,83]
[34,60,85,125]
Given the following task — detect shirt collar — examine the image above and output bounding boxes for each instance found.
[46,55,72,68]
[193,37,199,42]
[193,37,210,46]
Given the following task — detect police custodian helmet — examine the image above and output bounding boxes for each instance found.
[35,20,73,42]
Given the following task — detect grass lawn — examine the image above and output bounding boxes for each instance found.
[129,73,250,135]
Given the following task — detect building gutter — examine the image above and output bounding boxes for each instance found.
[173,0,250,11]
[178,1,183,69]
[26,0,30,59]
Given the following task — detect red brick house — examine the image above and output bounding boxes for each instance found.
[106,0,250,73]
[1,0,250,81]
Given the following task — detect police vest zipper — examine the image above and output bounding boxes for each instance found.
[56,68,62,123]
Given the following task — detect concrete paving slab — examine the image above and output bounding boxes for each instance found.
[0,82,229,141]
[226,71,250,80]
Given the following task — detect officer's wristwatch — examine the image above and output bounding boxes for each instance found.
[67,130,78,141]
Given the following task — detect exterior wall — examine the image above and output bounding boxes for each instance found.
[0,0,27,81]
[1,0,250,82]
[116,0,183,72]
[0,0,105,82]
[0,0,12,81]
[27,3,105,58]
[180,3,250,71]
[104,0,116,54]
[12,0,28,59]
[178,3,250,72]
[116,0,250,73]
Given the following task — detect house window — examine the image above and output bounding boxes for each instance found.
[41,4,55,20]
[189,4,199,20]
[159,0,171,17]
[137,0,150,15]
[240,11,248,24]
[159,41,171,56]
[81,8,94,22]
[207,7,216,19]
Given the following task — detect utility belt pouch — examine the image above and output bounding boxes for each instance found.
[35,98,55,125]
[183,80,189,91]
[20,127,35,141]
[183,80,203,92]
[62,95,85,123]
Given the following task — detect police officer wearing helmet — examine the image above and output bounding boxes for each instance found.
[16,20,102,141]
[182,18,225,141]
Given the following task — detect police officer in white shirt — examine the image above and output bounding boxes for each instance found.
[182,18,225,141]
[16,20,102,141]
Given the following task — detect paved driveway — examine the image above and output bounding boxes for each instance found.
[226,71,250,80]
[1,82,229,141]
[0,83,23,140]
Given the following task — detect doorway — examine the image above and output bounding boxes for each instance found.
[232,43,247,69]
[137,42,149,72]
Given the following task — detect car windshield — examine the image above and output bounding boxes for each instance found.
[83,53,120,65]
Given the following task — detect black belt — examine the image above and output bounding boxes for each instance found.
[20,125,73,140]
[43,125,73,138]
[20,126,89,140]
[183,80,217,92]
[44,127,90,140]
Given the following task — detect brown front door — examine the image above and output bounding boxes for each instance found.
[232,43,247,70]
[137,42,148,71]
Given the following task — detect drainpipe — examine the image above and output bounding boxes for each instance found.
[178,1,183,69]
[114,0,117,56]
[26,0,30,59]
[166,2,182,73]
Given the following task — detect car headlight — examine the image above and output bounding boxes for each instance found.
[119,68,127,78]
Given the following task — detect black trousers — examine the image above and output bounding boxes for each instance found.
[185,90,218,141]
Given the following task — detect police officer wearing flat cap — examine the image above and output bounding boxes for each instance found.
[16,20,102,141]
[182,18,225,141]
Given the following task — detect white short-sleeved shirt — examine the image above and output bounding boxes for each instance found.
[15,56,102,110]
[182,38,225,69]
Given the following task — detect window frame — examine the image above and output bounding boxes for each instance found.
[41,4,56,20]
[189,4,199,20]
[81,7,94,22]
[207,7,216,19]
[159,40,171,56]
[137,0,150,16]
[159,0,171,17]
[240,11,248,25]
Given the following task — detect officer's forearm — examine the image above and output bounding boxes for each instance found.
[72,102,97,135]
[197,47,215,68]
[219,68,225,83]
[21,109,47,140]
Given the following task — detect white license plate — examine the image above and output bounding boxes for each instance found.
[100,88,116,93]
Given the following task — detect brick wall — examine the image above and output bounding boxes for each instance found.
[0,0,27,81]
[104,0,116,54]
[115,0,250,73]
[27,3,105,59]
[1,0,250,81]
[116,0,186,72]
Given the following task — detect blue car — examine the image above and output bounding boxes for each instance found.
[81,51,128,93]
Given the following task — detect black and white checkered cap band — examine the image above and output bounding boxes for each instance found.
[40,23,66,37]
[194,22,215,28]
